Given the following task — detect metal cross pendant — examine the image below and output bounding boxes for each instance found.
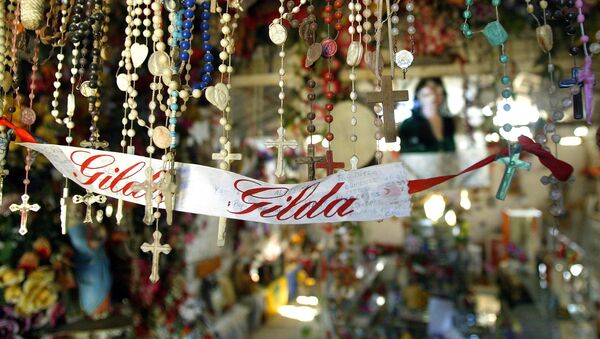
[72,190,107,223]
[158,170,177,225]
[141,230,172,283]
[496,144,531,201]
[315,150,344,176]
[365,75,409,142]
[264,127,298,177]
[212,141,242,170]
[80,139,110,149]
[295,144,325,180]
[559,67,584,120]
[132,167,160,225]
[9,194,41,235]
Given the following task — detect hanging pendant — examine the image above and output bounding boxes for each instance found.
[394,50,414,72]
[346,41,364,67]
[268,23,287,45]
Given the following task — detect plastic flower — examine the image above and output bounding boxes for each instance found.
[33,238,52,259]
[17,252,39,271]
[0,266,25,287]
[15,267,57,316]
[0,318,19,339]
[3,285,22,304]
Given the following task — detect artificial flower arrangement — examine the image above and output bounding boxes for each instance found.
[0,237,75,338]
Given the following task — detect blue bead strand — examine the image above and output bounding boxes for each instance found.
[178,0,195,64]
[193,1,213,91]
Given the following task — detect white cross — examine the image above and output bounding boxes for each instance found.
[72,191,107,224]
[10,194,40,235]
[264,127,297,177]
[212,142,242,170]
[158,170,177,225]
[132,167,160,225]
[141,230,172,283]
[59,186,69,235]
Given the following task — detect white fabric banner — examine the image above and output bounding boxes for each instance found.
[23,143,411,224]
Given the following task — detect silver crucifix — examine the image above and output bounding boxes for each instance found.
[132,167,160,225]
[72,191,107,223]
[10,194,40,235]
[158,170,177,225]
[264,127,297,177]
[141,230,172,283]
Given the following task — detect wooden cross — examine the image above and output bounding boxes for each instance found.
[264,127,298,177]
[295,144,325,180]
[559,67,584,120]
[315,150,344,176]
[80,139,110,149]
[9,194,40,235]
[212,141,242,170]
[158,170,177,225]
[495,144,531,201]
[72,191,107,223]
[365,75,409,142]
[141,230,172,283]
[132,167,160,225]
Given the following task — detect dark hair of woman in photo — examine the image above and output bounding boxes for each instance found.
[398,77,456,153]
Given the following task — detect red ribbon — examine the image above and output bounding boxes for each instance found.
[0,117,573,196]
[408,135,574,194]
[0,117,37,143]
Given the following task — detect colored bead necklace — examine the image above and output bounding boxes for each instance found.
[52,1,75,233]
[266,0,306,177]
[347,0,363,170]
[192,1,214,94]
[572,0,595,124]
[461,0,513,114]
[81,0,108,149]
[10,28,41,236]
[208,0,243,247]
[0,0,8,107]
[364,0,409,151]
[362,0,384,163]
[296,0,325,180]
[314,0,345,176]
[394,0,416,77]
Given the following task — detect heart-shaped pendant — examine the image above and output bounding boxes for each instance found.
[305,43,322,68]
[148,51,170,76]
[536,24,553,53]
[131,43,149,68]
[116,73,129,92]
[269,23,287,45]
[205,83,230,111]
[365,50,383,78]
[346,41,363,66]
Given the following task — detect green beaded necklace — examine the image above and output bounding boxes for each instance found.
[461,0,513,112]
